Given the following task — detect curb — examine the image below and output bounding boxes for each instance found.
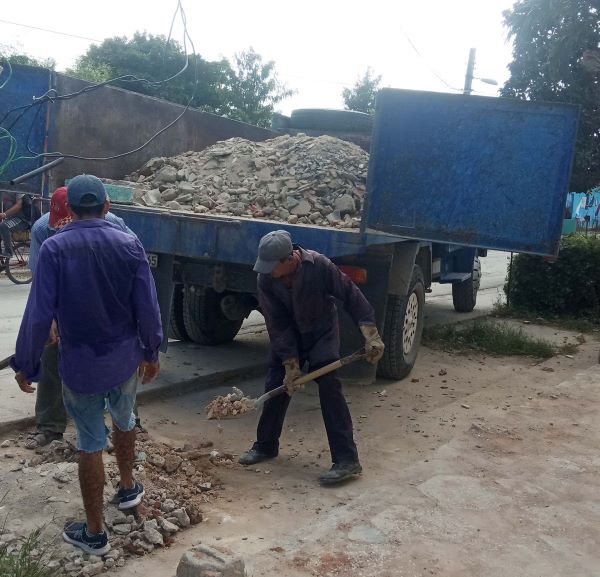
[0,362,266,437]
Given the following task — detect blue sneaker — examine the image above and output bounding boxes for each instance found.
[117,480,145,510]
[63,521,110,556]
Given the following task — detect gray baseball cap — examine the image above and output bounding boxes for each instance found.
[253,230,293,274]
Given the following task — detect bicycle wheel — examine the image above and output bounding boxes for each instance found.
[6,241,32,284]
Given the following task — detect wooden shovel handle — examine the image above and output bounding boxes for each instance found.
[254,348,366,407]
[0,355,13,371]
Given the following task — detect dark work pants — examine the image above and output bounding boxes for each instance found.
[0,216,28,255]
[253,360,359,464]
[36,343,67,435]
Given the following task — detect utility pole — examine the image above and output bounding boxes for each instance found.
[463,47,476,95]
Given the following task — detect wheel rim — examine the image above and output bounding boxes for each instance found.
[6,244,32,284]
[403,292,419,354]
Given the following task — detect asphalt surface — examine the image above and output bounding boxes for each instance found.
[0,251,509,429]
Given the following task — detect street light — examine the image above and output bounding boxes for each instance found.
[463,48,498,94]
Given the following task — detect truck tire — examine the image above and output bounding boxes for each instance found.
[377,265,425,380]
[452,256,481,313]
[183,286,243,345]
[168,284,190,341]
[289,109,373,132]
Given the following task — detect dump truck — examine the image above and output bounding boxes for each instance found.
[0,65,578,383]
[109,89,578,383]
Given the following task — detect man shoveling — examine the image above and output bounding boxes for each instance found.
[238,230,384,485]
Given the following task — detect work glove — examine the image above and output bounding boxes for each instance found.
[360,324,385,364]
[283,358,304,396]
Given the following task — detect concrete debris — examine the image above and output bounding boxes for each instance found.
[1,432,222,574]
[125,134,368,229]
[176,543,246,577]
[207,387,254,419]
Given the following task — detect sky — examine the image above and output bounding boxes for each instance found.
[0,0,517,115]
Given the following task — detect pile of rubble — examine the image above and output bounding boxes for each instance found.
[0,435,230,576]
[126,134,369,228]
[206,386,254,419]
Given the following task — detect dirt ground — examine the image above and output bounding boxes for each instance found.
[1,326,599,577]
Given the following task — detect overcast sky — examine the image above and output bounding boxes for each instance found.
[0,0,516,115]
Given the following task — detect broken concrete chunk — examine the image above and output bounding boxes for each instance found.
[158,518,179,533]
[161,189,178,202]
[176,544,245,577]
[171,508,191,528]
[334,194,356,214]
[290,200,311,216]
[164,455,183,474]
[143,526,164,547]
[142,189,162,206]
[154,165,178,184]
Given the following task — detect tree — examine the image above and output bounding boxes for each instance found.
[502,0,600,191]
[342,68,381,114]
[67,32,232,115]
[0,44,55,69]
[67,35,293,127]
[224,47,294,127]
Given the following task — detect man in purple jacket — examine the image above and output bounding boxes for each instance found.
[11,174,163,555]
[239,230,385,485]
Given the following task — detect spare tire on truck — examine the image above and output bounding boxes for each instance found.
[289,109,373,133]
[183,286,243,345]
[377,265,425,380]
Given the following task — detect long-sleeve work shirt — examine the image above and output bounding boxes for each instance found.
[258,247,375,363]
[12,219,163,394]
[29,211,134,273]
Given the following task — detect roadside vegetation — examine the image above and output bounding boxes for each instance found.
[423,320,577,358]
[493,301,600,337]
[499,234,600,337]
[0,527,58,577]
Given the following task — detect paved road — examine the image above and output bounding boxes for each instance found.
[0,250,509,358]
[425,250,509,325]
[0,251,509,426]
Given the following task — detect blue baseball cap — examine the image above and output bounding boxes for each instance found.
[253,230,293,274]
[67,174,107,207]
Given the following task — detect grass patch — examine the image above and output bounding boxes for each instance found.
[493,301,600,336]
[0,528,58,577]
[423,320,556,358]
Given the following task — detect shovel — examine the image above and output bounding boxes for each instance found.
[207,348,368,419]
[0,355,12,371]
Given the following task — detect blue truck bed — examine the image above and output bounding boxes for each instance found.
[110,88,578,383]
[114,89,578,261]
[111,205,407,264]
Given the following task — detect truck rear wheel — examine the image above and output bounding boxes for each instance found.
[452,256,481,313]
[377,265,425,380]
[168,284,190,341]
[183,286,243,345]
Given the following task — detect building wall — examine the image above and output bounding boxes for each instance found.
[47,73,276,191]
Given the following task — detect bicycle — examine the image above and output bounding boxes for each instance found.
[0,228,32,284]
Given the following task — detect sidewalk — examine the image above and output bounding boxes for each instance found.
[0,314,269,434]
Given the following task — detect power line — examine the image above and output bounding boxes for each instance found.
[397,25,462,92]
[0,18,102,43]
[0,0,199,167]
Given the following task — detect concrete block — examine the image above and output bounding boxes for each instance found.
[176,544,245,577]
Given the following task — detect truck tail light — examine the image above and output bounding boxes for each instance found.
[339,266,368,285]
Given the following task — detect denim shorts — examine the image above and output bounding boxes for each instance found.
[62,372,138,453]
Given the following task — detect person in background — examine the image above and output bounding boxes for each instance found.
[238,230,385,485]
[11,175,163,555]
[24,186,138,449]
[0,189,29,257]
